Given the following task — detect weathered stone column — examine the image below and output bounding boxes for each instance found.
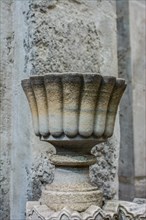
[0,0,120,219]
[129,0,146,199]
[24,0,120,201]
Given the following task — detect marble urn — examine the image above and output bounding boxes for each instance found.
[22,73,126,212]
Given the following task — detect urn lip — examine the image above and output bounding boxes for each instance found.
[41,134,106,142]
[22,73,127,84]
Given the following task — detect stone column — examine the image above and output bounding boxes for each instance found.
[129,0,146,198]
[117,0,146,200]
[116,0,135,201]
[25,0,120,201]
[0,0,120,219]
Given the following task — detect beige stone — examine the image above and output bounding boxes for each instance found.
[22,73,126,140]
[22,73,126,213]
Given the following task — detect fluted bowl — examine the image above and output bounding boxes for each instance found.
[22,73,126,151]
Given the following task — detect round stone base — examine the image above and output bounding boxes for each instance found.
[41,188,103,212]
[40,166,103,212]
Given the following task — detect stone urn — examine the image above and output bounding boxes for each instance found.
[22,73,126,212]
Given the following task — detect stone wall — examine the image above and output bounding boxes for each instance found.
[116,0,135,201]
[129,0,146,199]
[0,0,145,219]
[0,1,13,219]
[117,0,146,201]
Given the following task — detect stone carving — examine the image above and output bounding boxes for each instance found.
[22,73,126,216]
[26,202,112,220]
[26,200,146,220]
[21,73,126,139]
[103,200,146,220]
[118,203,146,220]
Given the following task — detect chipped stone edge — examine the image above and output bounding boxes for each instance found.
[26,200,146,220]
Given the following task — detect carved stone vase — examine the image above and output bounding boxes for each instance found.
[21,73,126,216]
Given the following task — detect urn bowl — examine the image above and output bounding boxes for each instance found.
[22,73,126,152]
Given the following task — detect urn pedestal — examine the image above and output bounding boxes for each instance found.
[22,73,127,219]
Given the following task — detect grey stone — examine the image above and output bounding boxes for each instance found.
[1,0,137,219]
[26,203,113,220]
[26,200,146,220]
[129,0,146,199]
[117,0,146,201]
[116,0,135,201]
[22,73,125,212]
[22,74,126,140]
[133,198,146,205]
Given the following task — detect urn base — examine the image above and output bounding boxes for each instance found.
[40,166,103,212]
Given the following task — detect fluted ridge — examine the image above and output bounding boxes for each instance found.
[21,73,126,139]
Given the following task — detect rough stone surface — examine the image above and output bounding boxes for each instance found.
[116,0,135,201]
[26,200,146,220]
[21,74,126,212]
[103,200,146,220]
[25,0,117,76]
[0,1,56,219]
[22,73,125,211]
[0,1,13,219]
[26,152,55,201]
[133,198,146,205]
[26,203,112,220]
[0,0,129,219]
[90,139,119,200]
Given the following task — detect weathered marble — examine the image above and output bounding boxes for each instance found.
[23,1,120,204]
[0,1,120,219]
